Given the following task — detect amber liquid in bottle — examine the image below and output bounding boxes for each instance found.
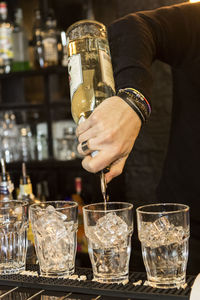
[68,36,115,123]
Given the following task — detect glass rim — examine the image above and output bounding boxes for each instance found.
[0,199,28,209]
[83,201,133,213]
[66,19,106,36]
[136,202,189,214]
[30,200,78,210]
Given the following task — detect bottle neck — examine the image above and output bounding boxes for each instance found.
[14,8,23,27]
[75,177,82,195]
[0,181,13,199]
[0,161,14,197]
[33,10,43,30]
[34,18,42,29]
[45,19,56,30]
[19,174,33,196]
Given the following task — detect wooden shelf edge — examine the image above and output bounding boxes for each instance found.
[0,66,68,79]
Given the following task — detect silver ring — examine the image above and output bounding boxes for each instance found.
[81,140,89,153]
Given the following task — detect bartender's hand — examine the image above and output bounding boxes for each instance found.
[76,96,142,183]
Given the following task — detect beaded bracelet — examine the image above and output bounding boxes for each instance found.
[117,88,151,124]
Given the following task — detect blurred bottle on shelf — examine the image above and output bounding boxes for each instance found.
[36,134,48,160]
[32,7,63,68]
[18,162,40,264]
[12,7,30,71]
[56,126,77,161]
[36,122,48,161]
[18,162,37,204]
[0,111,20,163]
[36,181,49,201]
[71,177,88,254]
[0,112,49,163]
[42,8,59,67]
[60,31,68,67]
[0,1,13,73]
[18,125,36,162]
[32,8,45,68]
[0,158,14,201]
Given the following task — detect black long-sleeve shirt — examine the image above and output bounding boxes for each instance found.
[108,3,200,239]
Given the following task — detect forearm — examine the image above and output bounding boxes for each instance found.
[108,2,200,100]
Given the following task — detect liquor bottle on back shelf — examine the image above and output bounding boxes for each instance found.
[66,20,115,202]
[12,7,30,71]
[18,162,38,204]
[0,1,13,73]
[18,162,40,264]
[32,8,44,68]
[0,158,14,201]
[71,177,88,254]
[42,8,59,67]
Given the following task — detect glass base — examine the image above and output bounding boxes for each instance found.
[0,265,25,275]
[93,273,128,284]
[40,267,75,278]
[147,275,186,289]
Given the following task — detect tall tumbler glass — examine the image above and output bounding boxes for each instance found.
[30,201,78,277]
[0,200,28,274]
[83,202,133,284]
[136,203,190,289]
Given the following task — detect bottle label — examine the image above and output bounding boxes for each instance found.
[68,54,83,101]
[75,177,82,194]
[19,184,32,196]
[0,27,13,60]
[99,49,115,92]
[43,37,58,62]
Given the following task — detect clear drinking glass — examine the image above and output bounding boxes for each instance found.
[83,202,133,284]
[136,203,190,289]
[30,201,78,277]
[0,200,28,274]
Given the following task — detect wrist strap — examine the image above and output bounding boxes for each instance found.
[117,88,151,124]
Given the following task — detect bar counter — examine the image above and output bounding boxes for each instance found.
[0,265,196,300]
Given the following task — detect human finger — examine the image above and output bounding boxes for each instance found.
[105,157,128,183]
[76,115,93,137]
[77,139,97,156]
[81,148,124,174]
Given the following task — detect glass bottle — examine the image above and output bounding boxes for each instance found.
[0,1,13,73]
[18,162,39,264]
[0,158,14,201]
[66,19,115,124]
[19,125,35,162]
[66,20,115,202]
[42,8,59,67]
[36,134,48,160]
[71,177,87,254]
[56,126,76,161]
[1,111,20,163]
[12,7,30,71]
[18,162,36,204]
[32,8,44,68]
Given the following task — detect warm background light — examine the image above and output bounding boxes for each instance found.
[190,0,200,2]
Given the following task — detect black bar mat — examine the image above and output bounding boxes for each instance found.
[0,265,195,300]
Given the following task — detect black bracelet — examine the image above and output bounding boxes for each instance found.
[117,88,151,124]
